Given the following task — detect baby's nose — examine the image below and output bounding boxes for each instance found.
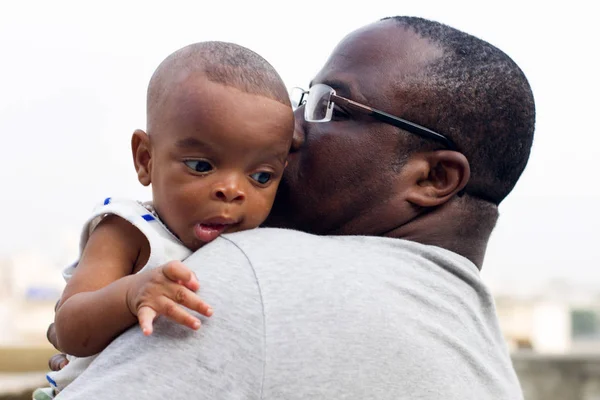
[211,183,245,203]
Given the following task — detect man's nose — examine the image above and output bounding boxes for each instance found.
[211,179,246,203]
[290,108,306,152]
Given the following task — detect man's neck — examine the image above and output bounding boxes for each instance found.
[386,197,499,269]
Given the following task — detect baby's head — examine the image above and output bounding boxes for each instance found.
[131,42,294,250]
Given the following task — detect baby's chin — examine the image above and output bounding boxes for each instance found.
[182,235,206,252]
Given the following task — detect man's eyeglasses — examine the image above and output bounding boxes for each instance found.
[290,83,457,151]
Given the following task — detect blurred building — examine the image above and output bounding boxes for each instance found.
[0,252,65,347]
[495,280,600,354]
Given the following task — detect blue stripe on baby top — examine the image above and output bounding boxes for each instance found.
[141,214,155,221]
[46,374,57,388]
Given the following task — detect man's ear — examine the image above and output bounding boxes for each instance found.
[131,129,152,187]
[405,151,470,207]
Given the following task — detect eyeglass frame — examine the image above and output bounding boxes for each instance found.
[292,84,457,151]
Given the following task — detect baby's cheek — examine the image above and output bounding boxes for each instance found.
[245,192,277,228]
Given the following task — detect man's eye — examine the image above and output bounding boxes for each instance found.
[250,171,272,185]
[184,160,213,173]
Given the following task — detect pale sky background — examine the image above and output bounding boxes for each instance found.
[0,0,598,293]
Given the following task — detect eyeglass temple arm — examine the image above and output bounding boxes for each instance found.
[331,94,457,150]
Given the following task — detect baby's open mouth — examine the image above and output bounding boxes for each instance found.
[193,218,238,243]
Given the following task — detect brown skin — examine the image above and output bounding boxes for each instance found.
[268,19,497,268]
[53,77,294,357]
[49,20,496,366]
[134,79,292,250]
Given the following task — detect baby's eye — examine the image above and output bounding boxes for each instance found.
[184,160,213,173]
[250,171,272,185]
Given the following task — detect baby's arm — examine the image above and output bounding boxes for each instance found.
[54,215,213,357]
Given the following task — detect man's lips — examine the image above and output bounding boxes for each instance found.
[193,217,239,243]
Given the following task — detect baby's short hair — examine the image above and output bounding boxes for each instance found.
[147,41,290,124]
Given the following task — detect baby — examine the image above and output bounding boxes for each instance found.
[37,41,294,399]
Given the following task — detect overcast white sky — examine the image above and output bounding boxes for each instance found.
[0,0,598,292]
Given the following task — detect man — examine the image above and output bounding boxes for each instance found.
[51,16,534,399]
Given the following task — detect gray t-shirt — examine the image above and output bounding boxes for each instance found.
[56,228,523,399]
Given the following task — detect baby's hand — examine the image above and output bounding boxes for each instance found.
[126,261,213,336]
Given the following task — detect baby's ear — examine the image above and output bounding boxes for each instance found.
[131,130,152,186]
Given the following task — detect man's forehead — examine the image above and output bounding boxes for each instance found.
[313,20,444,100]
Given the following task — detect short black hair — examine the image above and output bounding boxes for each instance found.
[382,16,536,204]
[147,41,290,127]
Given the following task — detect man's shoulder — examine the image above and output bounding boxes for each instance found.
[216,227,342,255]
[193,228,317,256]
[223,227,317,242]
[217,229,388,259]
[191,228,478,287]
[220,228,470,263]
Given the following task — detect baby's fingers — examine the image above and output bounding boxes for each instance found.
[184,271,200,292]
[159,300,202,330]
[171,286,213,317]
[138,306,157,336]
[176,274,200,292]
[163,261,200,292]
[162,261,194,284]
[185,293,213,318]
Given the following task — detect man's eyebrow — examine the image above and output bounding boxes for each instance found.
[175,137,208,149]
[309,79,354,98]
